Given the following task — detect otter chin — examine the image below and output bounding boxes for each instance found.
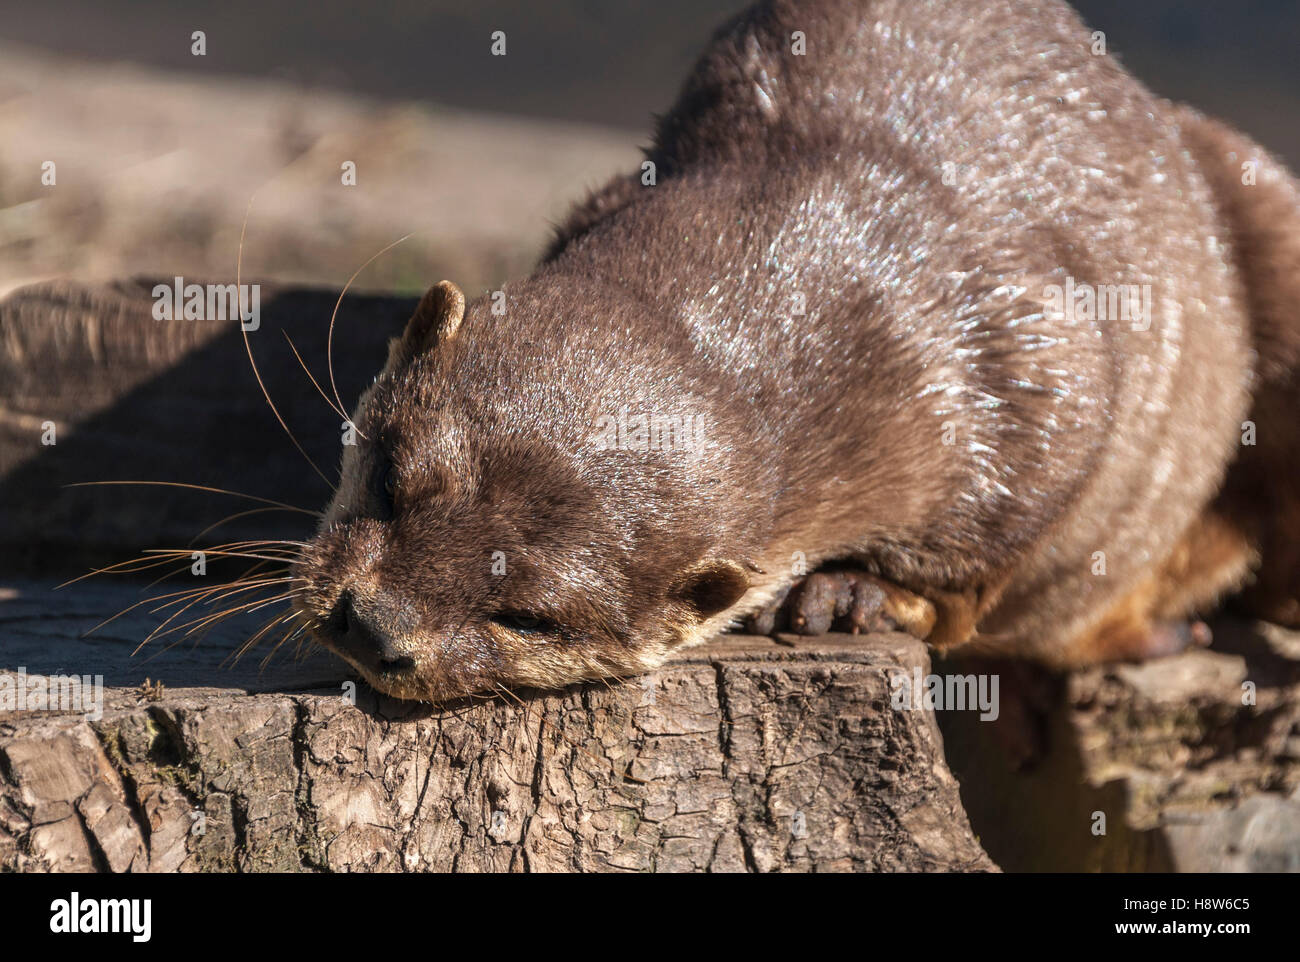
[298,0,1300,703]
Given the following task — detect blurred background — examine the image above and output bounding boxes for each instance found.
[0,0,1297,299]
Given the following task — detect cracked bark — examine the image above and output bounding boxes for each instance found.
[0,632,994,872]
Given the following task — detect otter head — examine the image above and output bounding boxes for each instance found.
[292,279,753,703]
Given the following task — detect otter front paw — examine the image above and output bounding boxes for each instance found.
[746,569,937,639]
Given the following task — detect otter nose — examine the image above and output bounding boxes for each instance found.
[329,592,416,672]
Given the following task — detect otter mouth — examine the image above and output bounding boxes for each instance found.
[316,633,428,699]
[375,654,417,674]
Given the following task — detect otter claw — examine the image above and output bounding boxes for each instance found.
[746,569,937,639]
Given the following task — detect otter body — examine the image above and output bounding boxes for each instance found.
[296,0,1300,702]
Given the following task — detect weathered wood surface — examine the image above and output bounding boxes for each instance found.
[0,279,411,575]
[939,617,1300,872]
[0,586,994,872]
[0,42,641,297]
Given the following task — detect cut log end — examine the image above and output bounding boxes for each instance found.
[0,627,996,873]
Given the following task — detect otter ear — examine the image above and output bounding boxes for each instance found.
[391,280,465,365]
[672,559,750,621]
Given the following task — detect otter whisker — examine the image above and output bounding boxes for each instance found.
[235,193,336,491]
[60,543,281,588]
[244,589,305,616]
[138,580,299,651]
[191,539,309,554]
[144,555,278,593]
[145,597,293,665]
[80,572,290,638]
[188,507,306,546]
[145,575,295,619]
[283,331,349,424]
[59,553,199,588]
[142,558,224,592]
[228,608,303,666]
[138,573,295,625]
[63,480,320,517]
[146,588,302,652]
[258,617,312,670]
[325,233,412,433]
[62,539,307,593]
[290,621,321,663]
[176,538,308,563]
[128,549,295,598]
[142,548,303,564]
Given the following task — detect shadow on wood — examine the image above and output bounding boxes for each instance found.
[0,278,414,577]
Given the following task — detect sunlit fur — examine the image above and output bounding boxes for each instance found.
[294,0,1300,698]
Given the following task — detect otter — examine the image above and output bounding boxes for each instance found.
[292,0,1300,704]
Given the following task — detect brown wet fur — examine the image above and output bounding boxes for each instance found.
[292,0,1300,702]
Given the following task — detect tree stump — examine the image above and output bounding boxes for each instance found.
[0,611,993,872]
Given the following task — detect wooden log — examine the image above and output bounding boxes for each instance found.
[0,279,412,575]
[937,617,1300,872]
[0,600,994,872]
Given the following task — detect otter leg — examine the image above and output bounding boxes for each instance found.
[746,569,938,639]
[1061,511,1252,665]
[1066,604,1214,665]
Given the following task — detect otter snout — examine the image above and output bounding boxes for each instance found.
[323,591,418,674]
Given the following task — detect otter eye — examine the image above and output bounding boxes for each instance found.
[371,455,396,517]
[493,613,554,634]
